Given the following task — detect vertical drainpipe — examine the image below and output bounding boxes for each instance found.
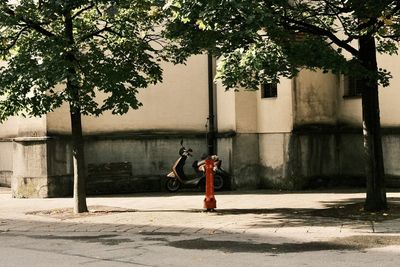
[207,54,216,156]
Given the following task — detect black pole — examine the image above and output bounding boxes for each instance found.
[207,54,216,156]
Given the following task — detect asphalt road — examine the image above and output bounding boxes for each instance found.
[1,189,400,266]
[2,228,400,266]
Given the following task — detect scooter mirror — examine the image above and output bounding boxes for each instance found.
[180,139,184,146]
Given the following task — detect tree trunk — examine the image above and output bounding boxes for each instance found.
[65,9,88,214]
[359,35,387,211]
[70,106,88,214]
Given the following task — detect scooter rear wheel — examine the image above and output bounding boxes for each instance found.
[166,178,181,192]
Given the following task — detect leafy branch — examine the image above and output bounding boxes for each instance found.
[1,6,55,37]
[1,26,28,51]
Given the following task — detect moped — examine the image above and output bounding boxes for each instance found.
[165,141,230,192]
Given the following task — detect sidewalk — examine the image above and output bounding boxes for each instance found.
[2,188,400,240]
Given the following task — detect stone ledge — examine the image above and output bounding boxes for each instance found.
[13,136,54,142]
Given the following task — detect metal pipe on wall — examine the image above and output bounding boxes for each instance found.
[207,54,216,156]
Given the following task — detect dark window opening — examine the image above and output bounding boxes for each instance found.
[344,75,362,97]
[261,83,278,98]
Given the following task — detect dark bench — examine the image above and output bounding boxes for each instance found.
[86,162,163,194]
[87,162,132,183]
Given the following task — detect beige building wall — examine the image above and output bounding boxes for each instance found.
[336,52,400,127]
[17,117,47,137]
[216,83,236,132]
[293,69,339,126]
[0,117,19,138]
[216,76,294,134]
[47,55,210,135]
[334,29,362,126]
[337,92,362,126]
[257,78,293,189]
[6,39,400,194]
[234,90,258,133]
[378,53,400,127]
[0,116,47,188]
[0,116,48,139]
[257,77,293,133]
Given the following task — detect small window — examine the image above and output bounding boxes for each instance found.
[344,75,362,97]
[261,83,278,98]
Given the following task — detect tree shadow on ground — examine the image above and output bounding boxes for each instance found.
[209,197,400,221]
[168,235,400,254]
[19,197,400,229]
[3,219,400,254]
[89,188,386,198]
[3,218,400,255]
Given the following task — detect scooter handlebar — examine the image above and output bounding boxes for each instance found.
[179,147,193,157]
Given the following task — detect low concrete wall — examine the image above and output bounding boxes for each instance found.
[229,133,260,189]
[84,134,212,194]
[10,128,400,198]
[258,128,400,190]
[0,141,13,187]
[383,134,400,187]
[11,137,73,198]
[0,171,12,187]
[259,133,293,189]
[10,133,237,197]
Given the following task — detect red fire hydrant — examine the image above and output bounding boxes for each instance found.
[203,158,217,211]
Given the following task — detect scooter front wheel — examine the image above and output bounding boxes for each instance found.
[166,178,181,192]
[214,175,224,191]
[199,175,224,191]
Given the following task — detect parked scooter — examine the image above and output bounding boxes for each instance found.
[165,140,230,192]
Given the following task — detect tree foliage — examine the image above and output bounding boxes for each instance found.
[164,0,400,89]
[1,0,166,213]
[164,0,400,211]
[0,0,165,120]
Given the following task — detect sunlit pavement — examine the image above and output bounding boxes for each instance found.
[1,188,400,266]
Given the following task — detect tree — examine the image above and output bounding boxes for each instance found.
[0,0,165,213]
[164,0,400,211]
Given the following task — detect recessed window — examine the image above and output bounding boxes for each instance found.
[261,83,278,98]
[344,75,362,97]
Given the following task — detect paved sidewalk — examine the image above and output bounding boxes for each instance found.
[1,188,400,237]
[1,188,400,266]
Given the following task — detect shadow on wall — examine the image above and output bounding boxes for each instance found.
[0,171,12,187]
[256,127,399,190]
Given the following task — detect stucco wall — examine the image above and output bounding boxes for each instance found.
[0,116,47,188]
[293,70,339,126]
[0,141,13,186]
[257,77,293,133]
[216,83,236,132]
[47,55,210,135]
[0,117,19,138]
[230,134,260,189]
[17,117,47,137]
[338,99,362,126]
[258,133,291,188]
[234,90,258,133]
[0,142,13,171]
[378,53,400,127]
[337,52,400,127]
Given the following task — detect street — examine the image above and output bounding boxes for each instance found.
[1,188,400,266]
